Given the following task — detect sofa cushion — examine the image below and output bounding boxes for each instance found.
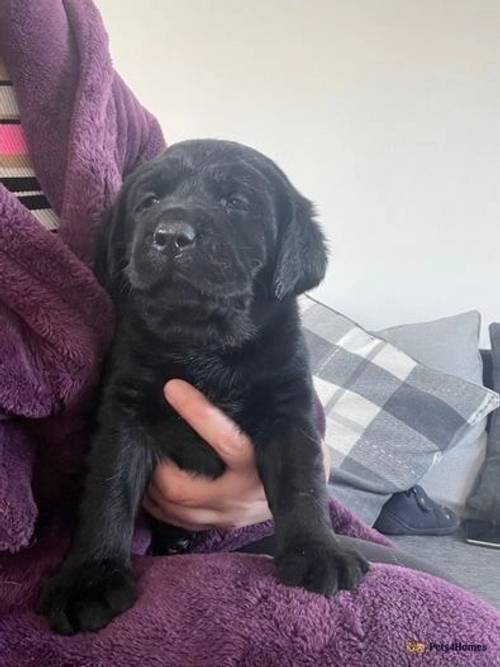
[300,296,499,525]
[467,323,500,520]
[376,310,483,384]
[377,311,487,516]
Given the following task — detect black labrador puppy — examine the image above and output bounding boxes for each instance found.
[38,139,368,634]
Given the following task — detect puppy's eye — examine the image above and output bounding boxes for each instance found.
[137,195,160,213]
[222,195,249,211]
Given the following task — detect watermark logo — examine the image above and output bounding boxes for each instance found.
[406,640,427,654]
[406,639,488,655]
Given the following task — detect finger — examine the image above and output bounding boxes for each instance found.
[149,461,252,510]
[144,493,269,532]
[149,459,215,507]
[164,379,254,471]
[142,494,220,532]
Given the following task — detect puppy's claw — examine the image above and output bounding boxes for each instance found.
[277,538,369,597]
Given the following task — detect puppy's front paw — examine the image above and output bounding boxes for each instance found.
[37,558,136,635]
[276,535,369,597]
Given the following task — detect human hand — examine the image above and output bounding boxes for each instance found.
[143,379,330,531]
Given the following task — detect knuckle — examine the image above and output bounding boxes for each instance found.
[166,480,188,504]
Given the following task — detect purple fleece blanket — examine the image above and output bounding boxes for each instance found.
[1,2,500,665]
[1,506,500,667]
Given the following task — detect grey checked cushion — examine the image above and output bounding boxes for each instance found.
[377,311,487,516]
[300,296,500,525]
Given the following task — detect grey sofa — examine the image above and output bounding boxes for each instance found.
[391,350,500,609]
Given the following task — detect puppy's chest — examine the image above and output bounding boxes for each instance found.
[110,330,295,464]
[132,350,253,427]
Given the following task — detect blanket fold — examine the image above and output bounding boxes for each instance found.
[0,0,165,551]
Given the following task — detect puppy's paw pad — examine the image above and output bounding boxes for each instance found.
[277,538,369,597]
[37,558,136,634]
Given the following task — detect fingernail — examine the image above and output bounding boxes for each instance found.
[164,379,189,404]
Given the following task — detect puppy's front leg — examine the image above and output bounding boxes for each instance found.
[38,421,154,634]
[254,419,369,596]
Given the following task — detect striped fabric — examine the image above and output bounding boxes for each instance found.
[0,58,59,231]
[299,295,499,525]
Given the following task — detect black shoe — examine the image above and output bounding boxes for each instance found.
[374,486,460,536]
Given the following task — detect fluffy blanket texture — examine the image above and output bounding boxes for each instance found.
[0,1,499,665]
[2,505,500,667]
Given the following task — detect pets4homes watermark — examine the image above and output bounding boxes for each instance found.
[406,639,488,655]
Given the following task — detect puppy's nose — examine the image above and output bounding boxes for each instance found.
[153,221,196,252]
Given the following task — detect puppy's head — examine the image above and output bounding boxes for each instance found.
[97,139,327,314]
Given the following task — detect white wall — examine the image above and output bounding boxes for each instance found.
[98,0,499,346]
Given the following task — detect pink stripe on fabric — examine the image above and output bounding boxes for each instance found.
[0,125,29,154]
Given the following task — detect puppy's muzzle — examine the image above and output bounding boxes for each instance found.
[153,220,196,255]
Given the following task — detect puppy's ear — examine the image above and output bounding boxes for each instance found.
[94,191,128,296]
[272,192,328,300]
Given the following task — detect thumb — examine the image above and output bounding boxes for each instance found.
[209,422,255,472]
[164,379,255,471]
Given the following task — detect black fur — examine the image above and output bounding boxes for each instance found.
[38,140,368,634]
